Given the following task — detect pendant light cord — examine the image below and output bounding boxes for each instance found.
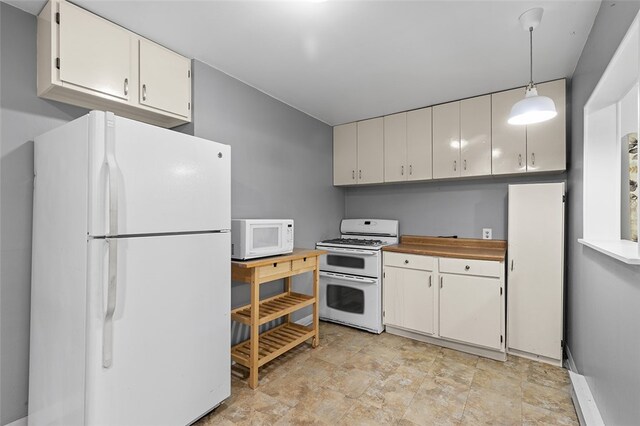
[529,26,534,88]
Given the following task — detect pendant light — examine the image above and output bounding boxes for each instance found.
[508,8,557,125]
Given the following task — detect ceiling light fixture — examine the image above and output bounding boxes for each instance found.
[508,8,557,126]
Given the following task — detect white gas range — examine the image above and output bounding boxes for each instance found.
[316,219,399,334]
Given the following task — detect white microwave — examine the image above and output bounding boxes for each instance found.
[231,219,294,260]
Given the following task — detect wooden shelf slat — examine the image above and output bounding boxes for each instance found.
[231,292,315,326]
[231,322,315,368]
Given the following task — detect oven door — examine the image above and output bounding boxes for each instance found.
[319,247,380,278]
[319,271,383,334]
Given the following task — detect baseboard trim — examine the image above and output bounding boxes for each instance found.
[565,346,605,426]
[5,416,27,426]
[295,314,313,327]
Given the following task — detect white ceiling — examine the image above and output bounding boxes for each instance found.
[5,0,600,125]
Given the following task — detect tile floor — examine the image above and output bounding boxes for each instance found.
[197,322,577,425]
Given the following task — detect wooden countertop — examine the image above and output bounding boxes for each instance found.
[231,248,327,268]
[383,235,507,262]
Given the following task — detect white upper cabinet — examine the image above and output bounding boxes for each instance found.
[526,79,567,173]
[139,40,191,118]
[333,123,358,185]
[384,113,408,182]
[59,1,131,101]
[37,0,191,128]
[460,95,492,177]
[407,107,433,181]
[433,101,461,179]
[492,88,527,175]
[357,118,385,184]
[492,79,566,175]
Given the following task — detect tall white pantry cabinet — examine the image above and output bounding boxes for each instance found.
[507,183,565,366]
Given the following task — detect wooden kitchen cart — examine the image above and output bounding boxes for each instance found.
[230,248,326,388]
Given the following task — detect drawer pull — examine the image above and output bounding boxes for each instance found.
[273,263,277,267]
[303,257,307,262]
[428,275,432,288]
[465,265,470,271]
[404,260,409,264]
[440,276,443,288]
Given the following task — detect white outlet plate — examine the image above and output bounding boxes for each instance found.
[482,228,492,239]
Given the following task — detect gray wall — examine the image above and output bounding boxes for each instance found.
[567,1,640,424]
[0,4,88,424]
[345,174,565,240]
[188,61,343,340]
[0,4,342,423]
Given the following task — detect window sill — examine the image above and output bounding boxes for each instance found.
[578,239,640,265]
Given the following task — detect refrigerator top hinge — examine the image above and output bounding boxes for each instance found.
[55,12,60,24]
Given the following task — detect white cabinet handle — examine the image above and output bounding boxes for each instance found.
[531,152,535,165]
[463,159,467,171]
[518,154,522,167]
[352,170,355,180]
[453,160,457,171]
[428,275,432,288]
[142,84,147,101]
[440,276,443,288]
[359,170,362,179]
[409,164,413,175]
[124,78,128,96]
[401,165,404,176]
[511,260,514,271]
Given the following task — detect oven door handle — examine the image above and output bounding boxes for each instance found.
[320,271,377,284]
[321,247,378,256]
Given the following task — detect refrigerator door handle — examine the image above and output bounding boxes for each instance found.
[103,238,118,368]
[105,112,118,237]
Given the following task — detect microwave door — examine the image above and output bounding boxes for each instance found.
[248,223,282,256]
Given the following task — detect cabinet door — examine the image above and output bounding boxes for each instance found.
[433,101,461,179]
[357,118,384,184]
[401,269,434,335]
[491,88,527,175]
[59,1,131,101]
[439,274,502,350]
[461,95,492,177]
[383,266,434,335]
[139,39,191,118]
[407,108,433,181]
[333,123,358,185]
[508,183,564,361]
[526,79,566,172]
[384,113,408,182]
[383,266,401,327]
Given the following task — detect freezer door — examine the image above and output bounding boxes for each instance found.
[88,111,230,237]
[85,233,230,425]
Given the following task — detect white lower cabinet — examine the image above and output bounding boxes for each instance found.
[383,262,435,335]
[383,251,506,360]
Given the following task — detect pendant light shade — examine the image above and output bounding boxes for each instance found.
[509,8,557,126]
[508,86,557,125]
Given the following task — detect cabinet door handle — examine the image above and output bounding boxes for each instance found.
[463,159,467,170]
[453,160,457,171]
[142,84,147,101]
[401,165,404,176]
[531,152,535,165]
[428,275,432,288]
[359,170,362,179]
[352,170,355,180]
[440,276,443,288]
[511,260,514,271]
[124,78,128,96]
[518,154,522,167]
[409,164,412,175]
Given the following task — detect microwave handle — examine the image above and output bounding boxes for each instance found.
[319,271,377,284]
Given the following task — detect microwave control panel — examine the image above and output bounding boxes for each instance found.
[286,224,293,242]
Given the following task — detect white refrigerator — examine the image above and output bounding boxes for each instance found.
[28,111,231,425]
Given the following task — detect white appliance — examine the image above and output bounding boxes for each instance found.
[29,111,231,426]
[231,219,294,260]
[507,182,565,366]
[316,219,399,334]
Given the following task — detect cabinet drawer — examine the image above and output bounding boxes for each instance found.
[439,257,502,278]
[292,256,316,271]
[384,252,435,271]
[258,261,291,279]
